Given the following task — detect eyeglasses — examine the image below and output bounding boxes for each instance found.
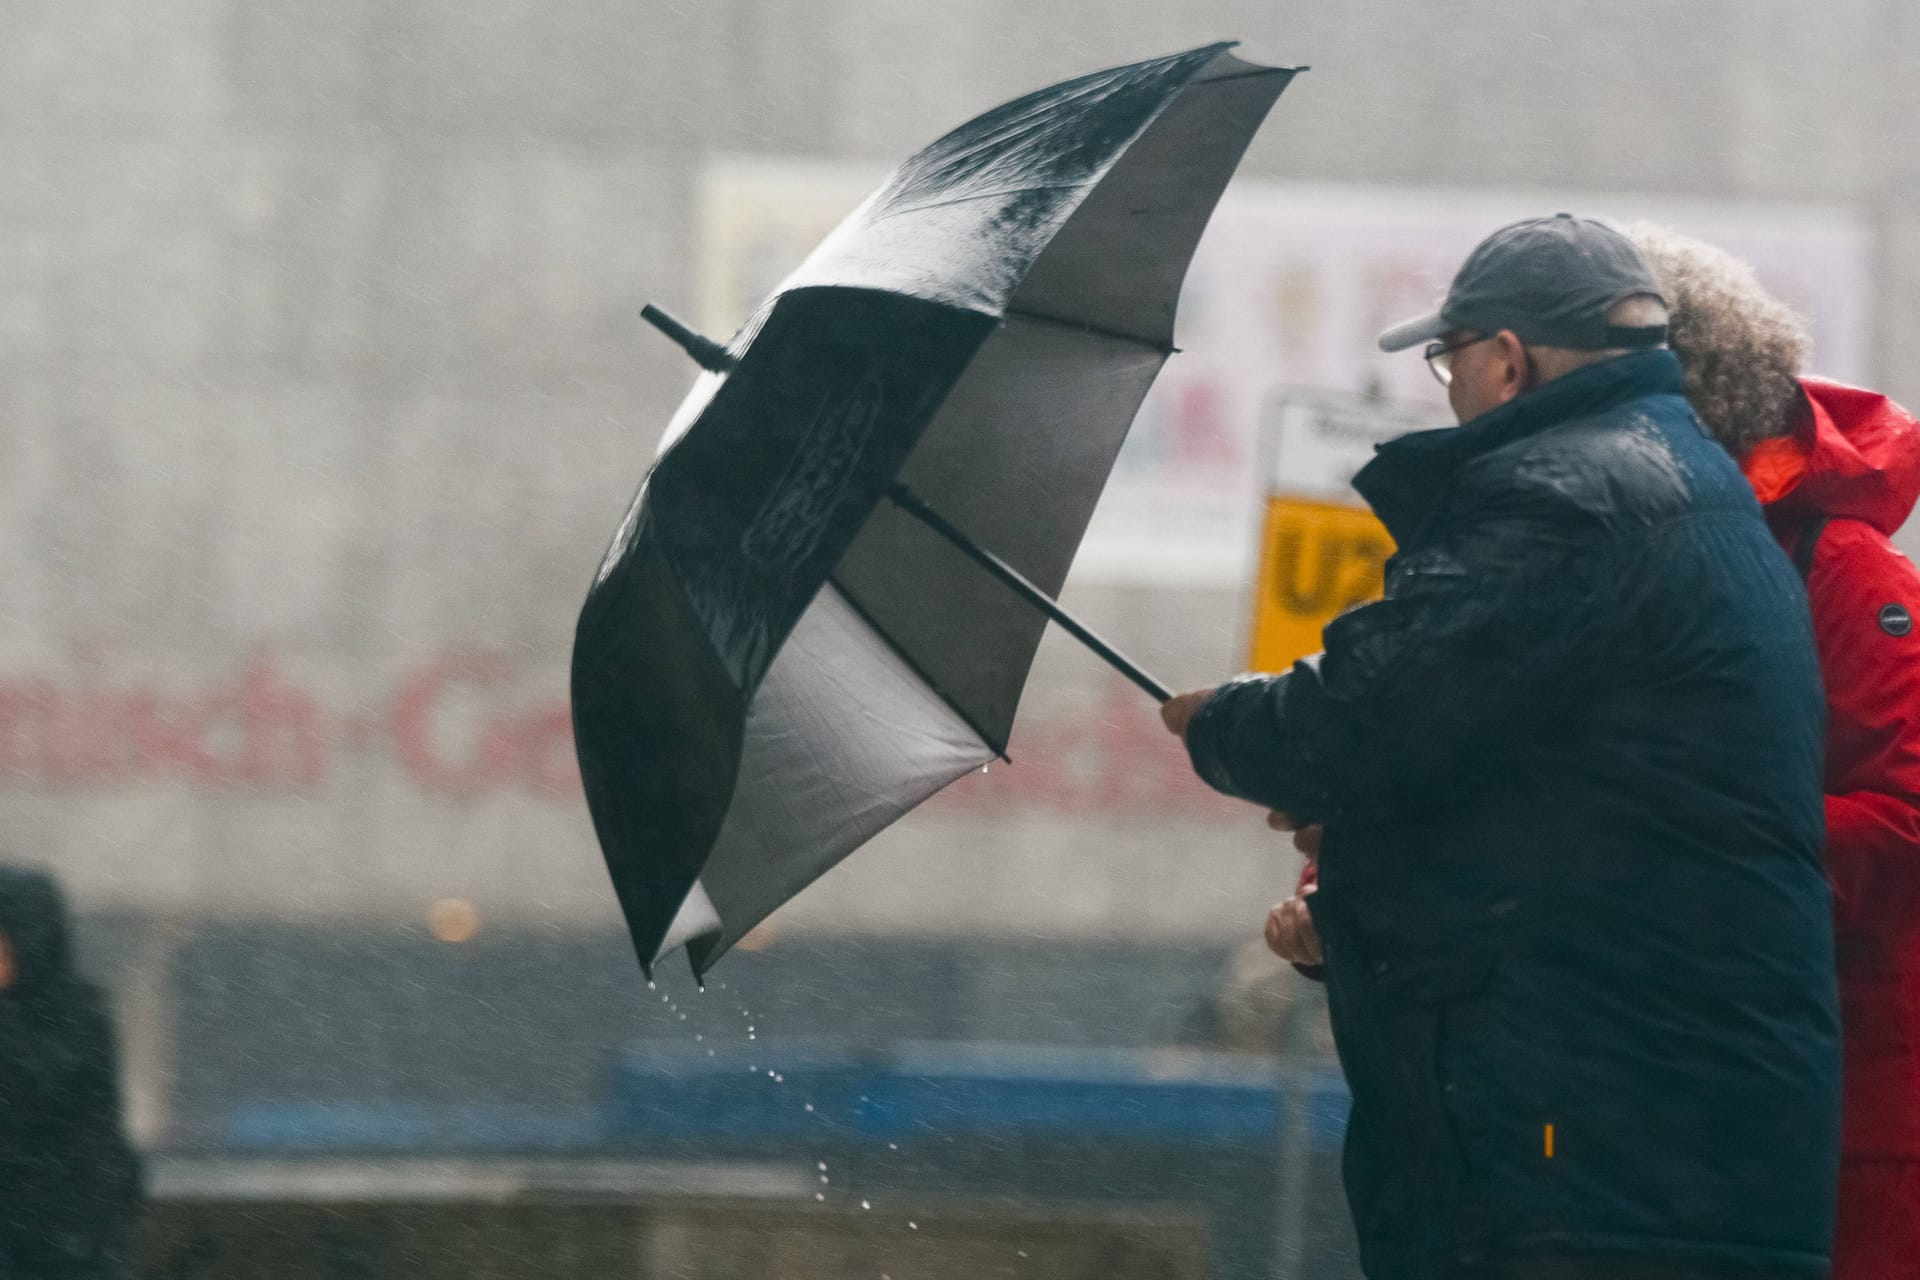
[1423,332,1499,387]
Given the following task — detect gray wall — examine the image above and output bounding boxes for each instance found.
[4,0,1917,933]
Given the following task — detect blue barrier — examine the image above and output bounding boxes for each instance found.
[210,1041,1351,1155]
[604,1040,1351,1148]
[220,1100,609,1151]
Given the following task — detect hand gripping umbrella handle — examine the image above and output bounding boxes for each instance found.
[886,484,1172,704]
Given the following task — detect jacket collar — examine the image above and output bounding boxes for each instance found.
[1356,349,1688,544]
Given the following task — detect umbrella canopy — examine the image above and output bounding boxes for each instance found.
[574,43,1299,976]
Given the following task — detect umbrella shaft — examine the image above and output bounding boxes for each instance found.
[885,484,1172,704]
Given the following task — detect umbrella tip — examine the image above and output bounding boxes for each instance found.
[641,304,736,374]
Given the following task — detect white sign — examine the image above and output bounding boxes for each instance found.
[1264,393,1441,504]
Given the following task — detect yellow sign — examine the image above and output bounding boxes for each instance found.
[1247,495,1394,672]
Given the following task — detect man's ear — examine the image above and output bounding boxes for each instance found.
[1493,330,1529,403]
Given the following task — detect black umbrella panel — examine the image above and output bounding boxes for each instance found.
[573,43,1301,976]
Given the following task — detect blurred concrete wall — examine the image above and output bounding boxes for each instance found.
[3,0,1917,933]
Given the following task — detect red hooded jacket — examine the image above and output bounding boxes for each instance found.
[1746,377,1920,1158]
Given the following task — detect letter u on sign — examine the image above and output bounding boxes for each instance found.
[1247,495,1393,672]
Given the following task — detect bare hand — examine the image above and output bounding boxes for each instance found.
[1265,888,1323,966]
[1266,811,1324,864]
[1159,688,1214,740]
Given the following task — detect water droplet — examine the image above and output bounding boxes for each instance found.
[678,1013,687,1021]
[1017,1251,1028,1258]
[768,1070,776,1078]
[707,1049,714,1057]
[815,1192,825,1202]
[695,1034,703,1041]
[909,1221,919,1231]
[819,1175,829,1184]
[775,1074,784,1083]
[748,1034,756,1040]
[887,1143,898,1151]
[647,981,656,991]
[817,1162,828,1171]
[861,1200,871,1211]
[804,1103,814,1112]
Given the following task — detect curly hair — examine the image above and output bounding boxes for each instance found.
[1623,222,1812,458]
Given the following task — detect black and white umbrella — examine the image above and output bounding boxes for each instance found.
[572,43,1300,976]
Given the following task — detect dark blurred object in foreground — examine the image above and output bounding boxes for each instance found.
[0,867,142,1278]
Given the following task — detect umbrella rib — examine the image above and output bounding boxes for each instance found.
[1002,306,1176,355]
[1199,65,1308,86]
[824,579,1013,763]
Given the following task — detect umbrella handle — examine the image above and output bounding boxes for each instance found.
[885,484,1172,704]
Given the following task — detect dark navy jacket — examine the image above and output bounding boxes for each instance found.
[1188,351,1839,1279]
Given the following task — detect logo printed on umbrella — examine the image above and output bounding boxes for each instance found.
[740,373,886,575]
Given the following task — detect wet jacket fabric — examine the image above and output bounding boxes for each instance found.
[1747,378,1920,1164]
[0,869,141,1279]
[1186,351,1840,1279]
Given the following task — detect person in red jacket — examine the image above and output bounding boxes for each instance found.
[1627,223,1920,1280]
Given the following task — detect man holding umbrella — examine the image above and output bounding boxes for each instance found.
[1163,215,1840,1280]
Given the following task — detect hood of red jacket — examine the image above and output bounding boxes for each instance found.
[1746,378,1920,534]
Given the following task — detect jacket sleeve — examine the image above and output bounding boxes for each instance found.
[1186,500,1610,825]
[1807,523,1920,940]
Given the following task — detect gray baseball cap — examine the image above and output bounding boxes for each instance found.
[1377,213,1667,353]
